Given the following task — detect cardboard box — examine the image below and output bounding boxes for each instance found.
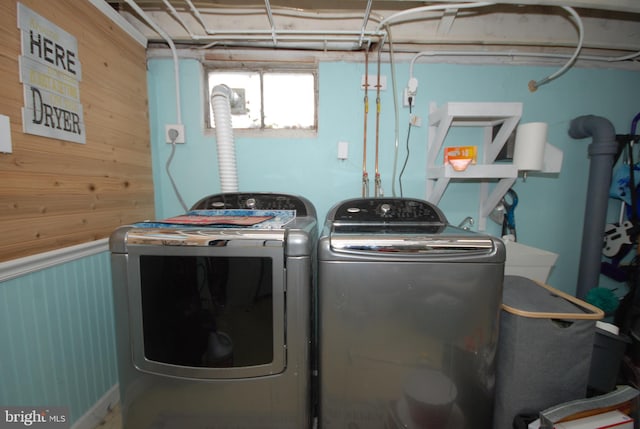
[557,410,632,428]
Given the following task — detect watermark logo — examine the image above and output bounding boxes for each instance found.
[0,408,68,428]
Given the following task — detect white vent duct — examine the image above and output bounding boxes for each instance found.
[210,85,239,193]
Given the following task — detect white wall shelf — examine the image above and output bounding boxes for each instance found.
[426,101,523,231]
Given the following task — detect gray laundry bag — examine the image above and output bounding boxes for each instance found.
[493,275,604,429]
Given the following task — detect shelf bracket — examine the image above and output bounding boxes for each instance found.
[426,177,451,205]
[478,177,517,231]
[485,115,520,163]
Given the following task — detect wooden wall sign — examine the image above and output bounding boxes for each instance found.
[17,2,85,144]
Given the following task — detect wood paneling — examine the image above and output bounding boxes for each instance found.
[0,0,154,262]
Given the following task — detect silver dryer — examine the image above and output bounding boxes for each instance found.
[110,192,317,429]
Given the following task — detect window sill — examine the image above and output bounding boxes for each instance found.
[204,127,318,139]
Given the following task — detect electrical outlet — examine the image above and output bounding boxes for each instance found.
[403,88,416,107]
[165,124,185,144]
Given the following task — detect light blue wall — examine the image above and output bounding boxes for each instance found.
[0,252,117,425]
[148,57,640,295]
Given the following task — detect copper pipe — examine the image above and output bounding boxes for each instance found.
[362,48,370,197]
[374,40,383,197]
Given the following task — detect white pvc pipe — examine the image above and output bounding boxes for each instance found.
[359,0,374,46]
[125,0,182,124]
[529,6,584,91]
[185,0,209,31]
[409,49,640,81]
[406,5,585,86]
[162,0,197,39]
[125,0,188,212]
[211,85,239,193]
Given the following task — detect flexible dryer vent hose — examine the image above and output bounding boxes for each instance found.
[211,84,239,193]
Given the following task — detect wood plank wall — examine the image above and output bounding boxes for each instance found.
[0,0,154,262]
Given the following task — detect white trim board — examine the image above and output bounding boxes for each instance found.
[0,238,109,282]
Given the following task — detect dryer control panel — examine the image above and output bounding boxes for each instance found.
[332,198,446,224]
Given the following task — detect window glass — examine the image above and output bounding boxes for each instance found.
[263,72,315,129]
[207,68,316,131]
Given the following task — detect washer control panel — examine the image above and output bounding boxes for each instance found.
[333,198,446,223]
[192,192,310,216]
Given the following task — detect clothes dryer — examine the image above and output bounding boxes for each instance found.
[317,197,505,429]
[110,192,317,429]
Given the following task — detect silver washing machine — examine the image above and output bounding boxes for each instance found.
[110,192,317,429]
[317,198,505,429]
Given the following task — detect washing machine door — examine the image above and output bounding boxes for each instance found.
[124,237,287,379]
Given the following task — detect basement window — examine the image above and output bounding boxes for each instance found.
[206,67,317,134]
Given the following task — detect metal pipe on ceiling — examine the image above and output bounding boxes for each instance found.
[132,1,639,64]
[162,0,195,38]
[184,0,209,32]
[374,2,494,31]
[264,0,278,46]
[359,0,374,47]
[437,8,459,36]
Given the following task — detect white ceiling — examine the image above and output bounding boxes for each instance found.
[109,1,640,67]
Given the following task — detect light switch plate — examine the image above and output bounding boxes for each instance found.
[0,114,12,153]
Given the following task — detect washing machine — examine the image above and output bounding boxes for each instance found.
[317,197,505,429]
[110,192,317,429]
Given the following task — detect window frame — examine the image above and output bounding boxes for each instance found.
[203,61,319,138]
